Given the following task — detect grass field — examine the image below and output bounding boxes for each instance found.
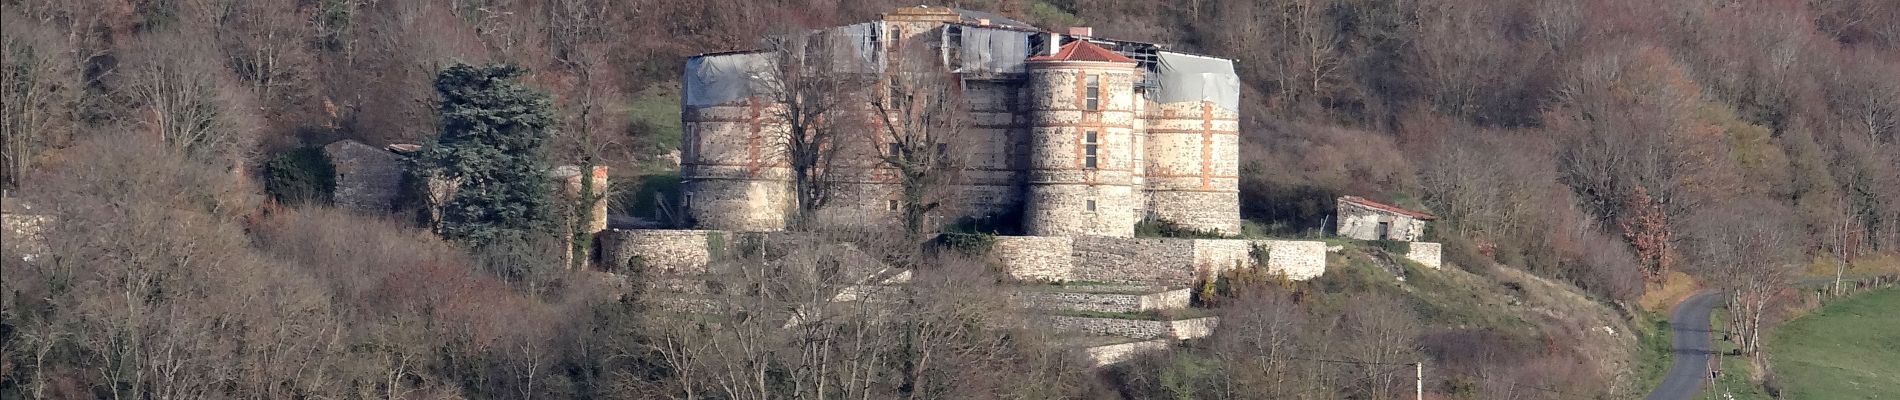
[1767,288,1900,399]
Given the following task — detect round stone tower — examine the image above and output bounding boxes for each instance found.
[681,52,793,231]
[1023,40,1140,237]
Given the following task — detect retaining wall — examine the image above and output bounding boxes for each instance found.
[1045,315,1219,340]
[1406,242,1443,269]
[992,236,1075,281]
[598,229,724,274]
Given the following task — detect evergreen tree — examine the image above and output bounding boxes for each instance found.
[418,63,557,246]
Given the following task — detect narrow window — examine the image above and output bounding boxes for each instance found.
[935,143,948,158]
[889,143,901,157]
[682,192,694,211]
[887,200,900,211]
[1086,200,1097,212]
[1377,221,1391,240]
[1083,131,1099,169]
[1085,74,1101,110]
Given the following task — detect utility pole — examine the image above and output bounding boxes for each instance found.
[1415,361,1424,400]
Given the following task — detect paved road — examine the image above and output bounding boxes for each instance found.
[1646,291,1723,400]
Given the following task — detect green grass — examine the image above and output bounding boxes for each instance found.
[1766,288,1900,399]
[626,85,682,152]
[1632,310,1673,393]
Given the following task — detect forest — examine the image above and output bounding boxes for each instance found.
[3,0,1898,399]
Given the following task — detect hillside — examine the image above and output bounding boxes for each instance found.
[3,0,1898,398]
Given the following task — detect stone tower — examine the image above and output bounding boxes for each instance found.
[1138,52,1243,235]
[1023,41,1140,237]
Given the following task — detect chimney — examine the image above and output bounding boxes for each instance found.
[1045,33,1061,55]
[1067,27,1093,37]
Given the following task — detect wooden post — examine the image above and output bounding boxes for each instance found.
[1415,362,1424,400]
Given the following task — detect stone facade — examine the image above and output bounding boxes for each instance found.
[680,7,1242,236]
[1336,196,1436,241]
[1406,241,1443,269]
[598,229,723,274]
[323,140,406,212]
[991,236,1074,281]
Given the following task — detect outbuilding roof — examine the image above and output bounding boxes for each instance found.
[1340,196,1438,220]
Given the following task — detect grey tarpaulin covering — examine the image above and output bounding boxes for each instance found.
[957,27,1033,74]
[1155,51,1240,111]
[683,52,773,107]
[833,22,883,72]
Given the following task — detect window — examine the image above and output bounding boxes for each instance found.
[1085,74,1101,110]
[682,192,694,211]
[1086,200,1097,212]
[887,200,900,211]
[936,143,948,158]
[1376,221,1391,240]
[889,143,901,157]
[1083,131,1099,169]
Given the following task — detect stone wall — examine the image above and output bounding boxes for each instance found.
[2,201,50,262]
[1250,240,1328,280]
[1015,288,1189,313]
[1083,339,1172,367]
[323,140,405,212]
[1066,237,1324,285]
[1191,238,1252,277]
[550,166,610,235]
[1071,236,1196,285]
[992,236,1074,281]
[1406,241,1443,269]
[1045,315,1218,340]
[598,229,724,274]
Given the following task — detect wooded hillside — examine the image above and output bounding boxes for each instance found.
[3,0,1897,398]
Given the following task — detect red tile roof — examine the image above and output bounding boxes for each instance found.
[1340,196,1438,220]
[1029,40,1136,63]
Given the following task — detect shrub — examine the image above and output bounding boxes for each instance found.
[1136,218,1227,238]
[263,146,335,204]
[935,231,996,257]
[1367,239,1411,254]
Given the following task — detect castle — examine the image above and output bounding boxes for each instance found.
[679,6,1242,237]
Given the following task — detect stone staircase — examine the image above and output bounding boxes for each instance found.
[1015,284,1219,366]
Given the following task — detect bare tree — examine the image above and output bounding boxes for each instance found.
[759,29,873,224]
[1685,200,1800,359]
[0,11,83,189]
[871,41,972,240]
[117,27,262,159]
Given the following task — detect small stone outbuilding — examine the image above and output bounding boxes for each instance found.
[1335,196,1435,241]
[323,140,407,212]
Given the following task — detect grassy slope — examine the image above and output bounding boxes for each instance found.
[1311,243,1643,397]
[1766,288,1900,399]
[1632,310,1673,394]
[1707,307,1773,399]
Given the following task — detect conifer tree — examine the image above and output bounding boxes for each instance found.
[418,63,557,246]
